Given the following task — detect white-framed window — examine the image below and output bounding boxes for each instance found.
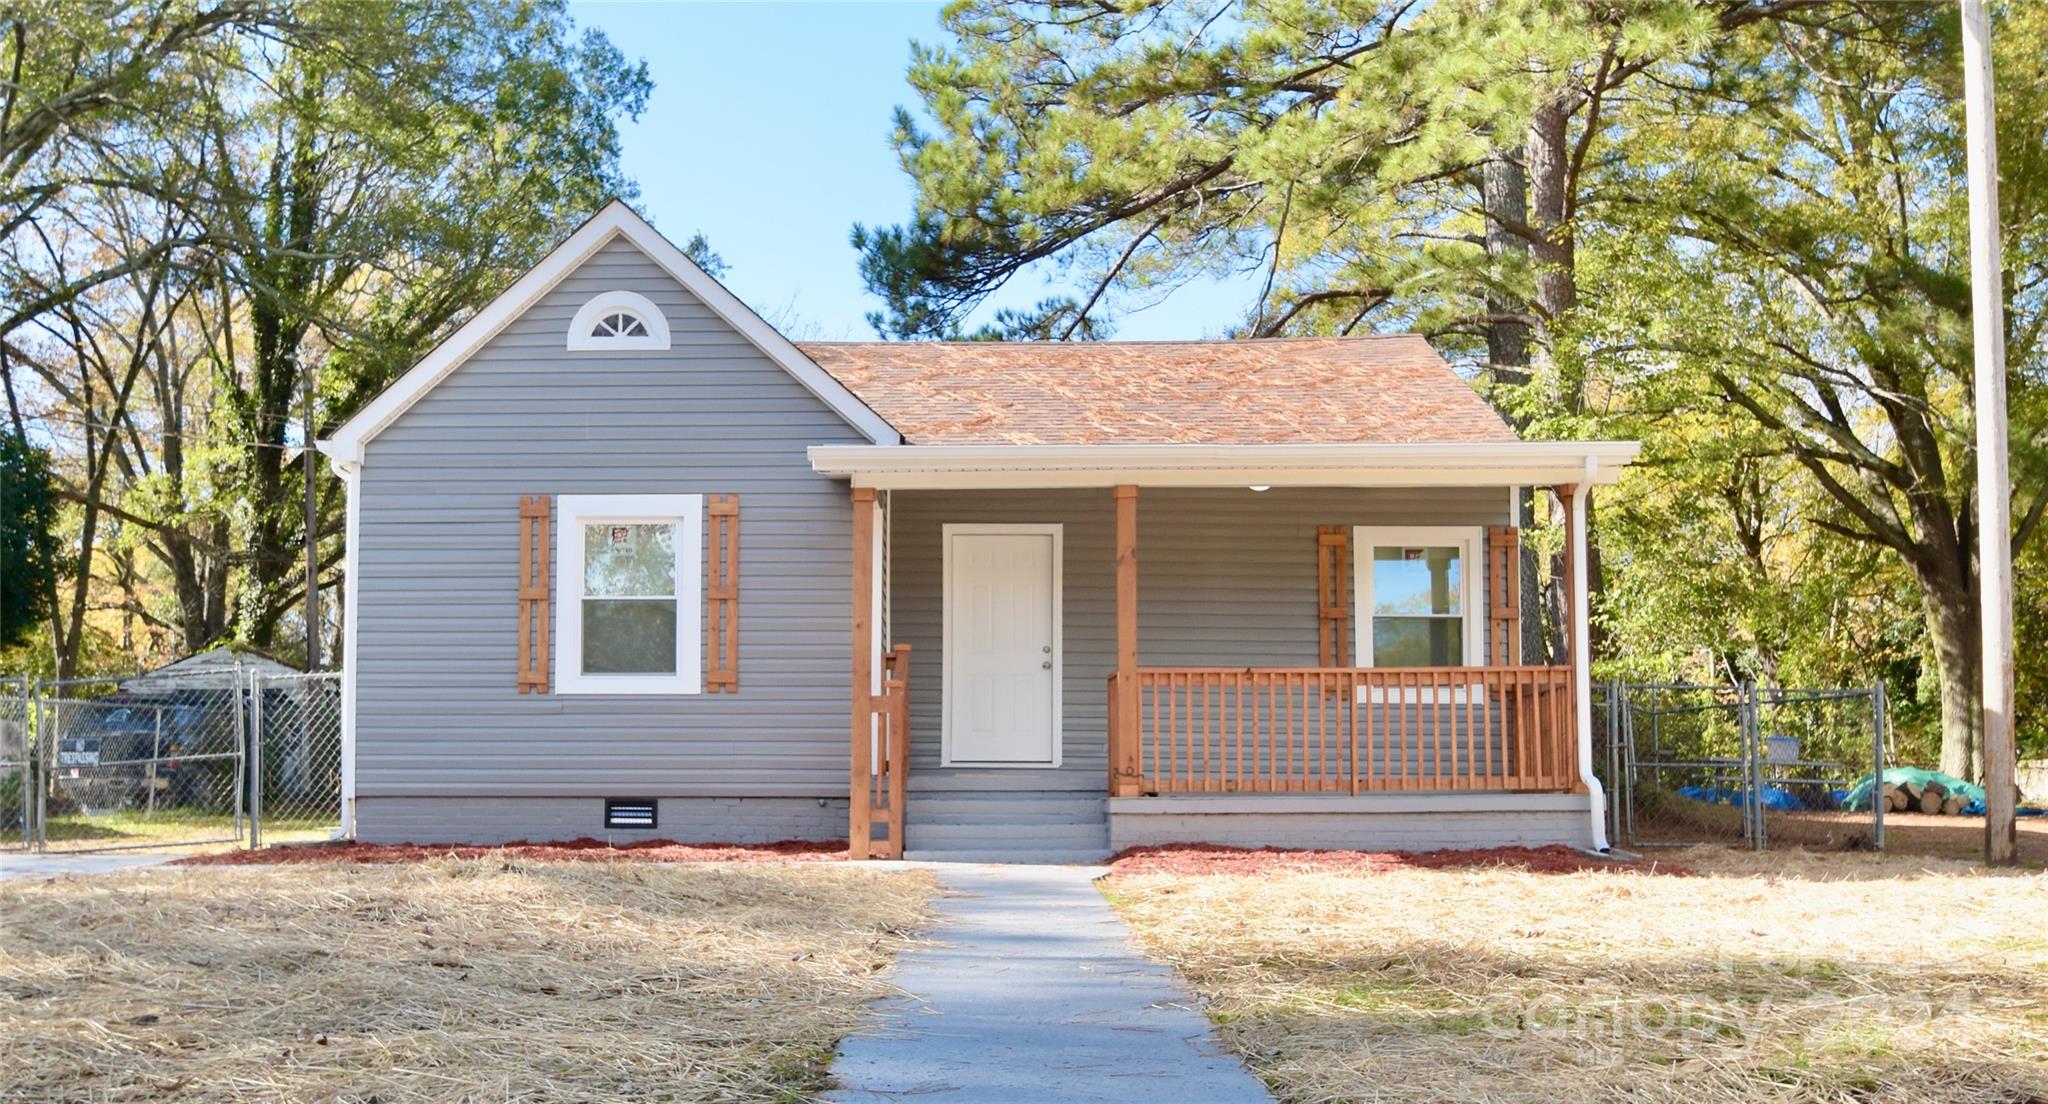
[566,290,671,351]
[556,494,702,694]
[1352,526,1482,668]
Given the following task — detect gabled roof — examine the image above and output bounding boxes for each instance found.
[320,201,901,463]
[795,336,1516,446]
[121,646,304,691]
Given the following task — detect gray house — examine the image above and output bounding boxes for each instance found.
[321,201,1638,861]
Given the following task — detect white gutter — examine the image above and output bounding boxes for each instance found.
[808,441,1640,490]
[1572,455,1611,852]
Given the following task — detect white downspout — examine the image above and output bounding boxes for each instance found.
[327,454,362,839]
[1572,456,1610,851]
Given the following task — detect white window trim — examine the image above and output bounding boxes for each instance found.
[940,522,1065,768]
[567,290,671,351]
[556,494,702,694]
[1351,525,1484,669]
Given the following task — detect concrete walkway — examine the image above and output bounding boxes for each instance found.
[827,864,1273,1103]
[0,851,180,881]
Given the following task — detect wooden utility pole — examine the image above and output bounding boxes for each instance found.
[1960,0,2016,865]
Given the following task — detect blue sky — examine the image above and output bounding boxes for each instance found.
[571,2,1260,340]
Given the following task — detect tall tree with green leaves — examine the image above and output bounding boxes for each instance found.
[3,0,651,668]
[1570,1,2047,779]
[854,1,1797,348]
[197,0,651,648]
[854,0,1811,660]
[0,431,63,652]
[860,0,2043,780]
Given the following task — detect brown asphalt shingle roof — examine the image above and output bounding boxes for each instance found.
[796,336,1518,446]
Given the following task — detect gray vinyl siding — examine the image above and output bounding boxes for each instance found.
[355,236,865,799]
[888,486,1512,788]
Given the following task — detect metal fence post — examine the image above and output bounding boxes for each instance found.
[1738,679,1759,850]
[249,669,265,850]
[146,705,162,819]
[1620,682,1636,846]
[1872,681,1887,852]
[231,664,247,843]
[1754,684,1768,851]
[33,679,47,854]
[1604,677,1621,846]
[12,677,29,851]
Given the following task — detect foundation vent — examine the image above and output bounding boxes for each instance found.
[604,799,658,831]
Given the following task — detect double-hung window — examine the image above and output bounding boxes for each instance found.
[557,495,702,694]
[1352,526,1482,667]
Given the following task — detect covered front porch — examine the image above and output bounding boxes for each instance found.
[818,442,1636,860]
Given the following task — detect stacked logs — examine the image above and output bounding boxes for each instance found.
[1881,778,1969,816]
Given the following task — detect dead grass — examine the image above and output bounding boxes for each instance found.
[0,859,936,1103]
[1105,846,2048,1103]
[1638,801,2048,866]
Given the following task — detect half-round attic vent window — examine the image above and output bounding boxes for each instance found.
[593,311,647,338]
[567,290,670,351]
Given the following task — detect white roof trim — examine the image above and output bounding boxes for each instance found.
[807,441,1641,490]
[321,200,901,462]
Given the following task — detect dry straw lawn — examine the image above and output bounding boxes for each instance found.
[1105,847,2048,1104]
[1,859,936,1103]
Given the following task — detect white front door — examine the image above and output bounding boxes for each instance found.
[944,526,1061,766]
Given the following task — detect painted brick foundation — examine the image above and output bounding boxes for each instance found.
[1108,793,1598,852]
[353,796,848,846]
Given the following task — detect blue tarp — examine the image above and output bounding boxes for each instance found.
[1678,784,1807,811]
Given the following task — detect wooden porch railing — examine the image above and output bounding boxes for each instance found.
[851,645,911,859]
[1109,666,1577,794]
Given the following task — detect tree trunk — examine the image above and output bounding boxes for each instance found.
[1481,148,1551,665]
[1525,102,1577,330]
[1483,150,1530,383]
[1526,100,1591,667]
[1919,567,1984,781]
[240,119,322,649]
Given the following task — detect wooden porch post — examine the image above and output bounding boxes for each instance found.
[1112,485,1141,796]
[849,485,876,859]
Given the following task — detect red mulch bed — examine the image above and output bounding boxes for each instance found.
[172,837,848,866]
[1105,843,1691,876]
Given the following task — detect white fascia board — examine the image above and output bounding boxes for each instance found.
[321,201,900,463]
[807,441,1641,490]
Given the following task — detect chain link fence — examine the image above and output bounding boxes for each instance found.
[248,671,344,848]
[1598,680,1887,852]
[0,667,341,854]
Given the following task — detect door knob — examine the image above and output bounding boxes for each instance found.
[1041,660,1053,669]
[1042,644,1052,653]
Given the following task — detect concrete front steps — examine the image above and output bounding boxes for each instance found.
[901,791,1111,864]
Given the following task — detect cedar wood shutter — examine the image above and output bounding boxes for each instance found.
[516,494,741,692]
[517,496,552,693]
[1487,524,1521,665]
[706,495,739,692]
[1316,526,1349,666]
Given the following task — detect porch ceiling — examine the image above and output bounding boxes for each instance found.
[807,441,1642,490]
